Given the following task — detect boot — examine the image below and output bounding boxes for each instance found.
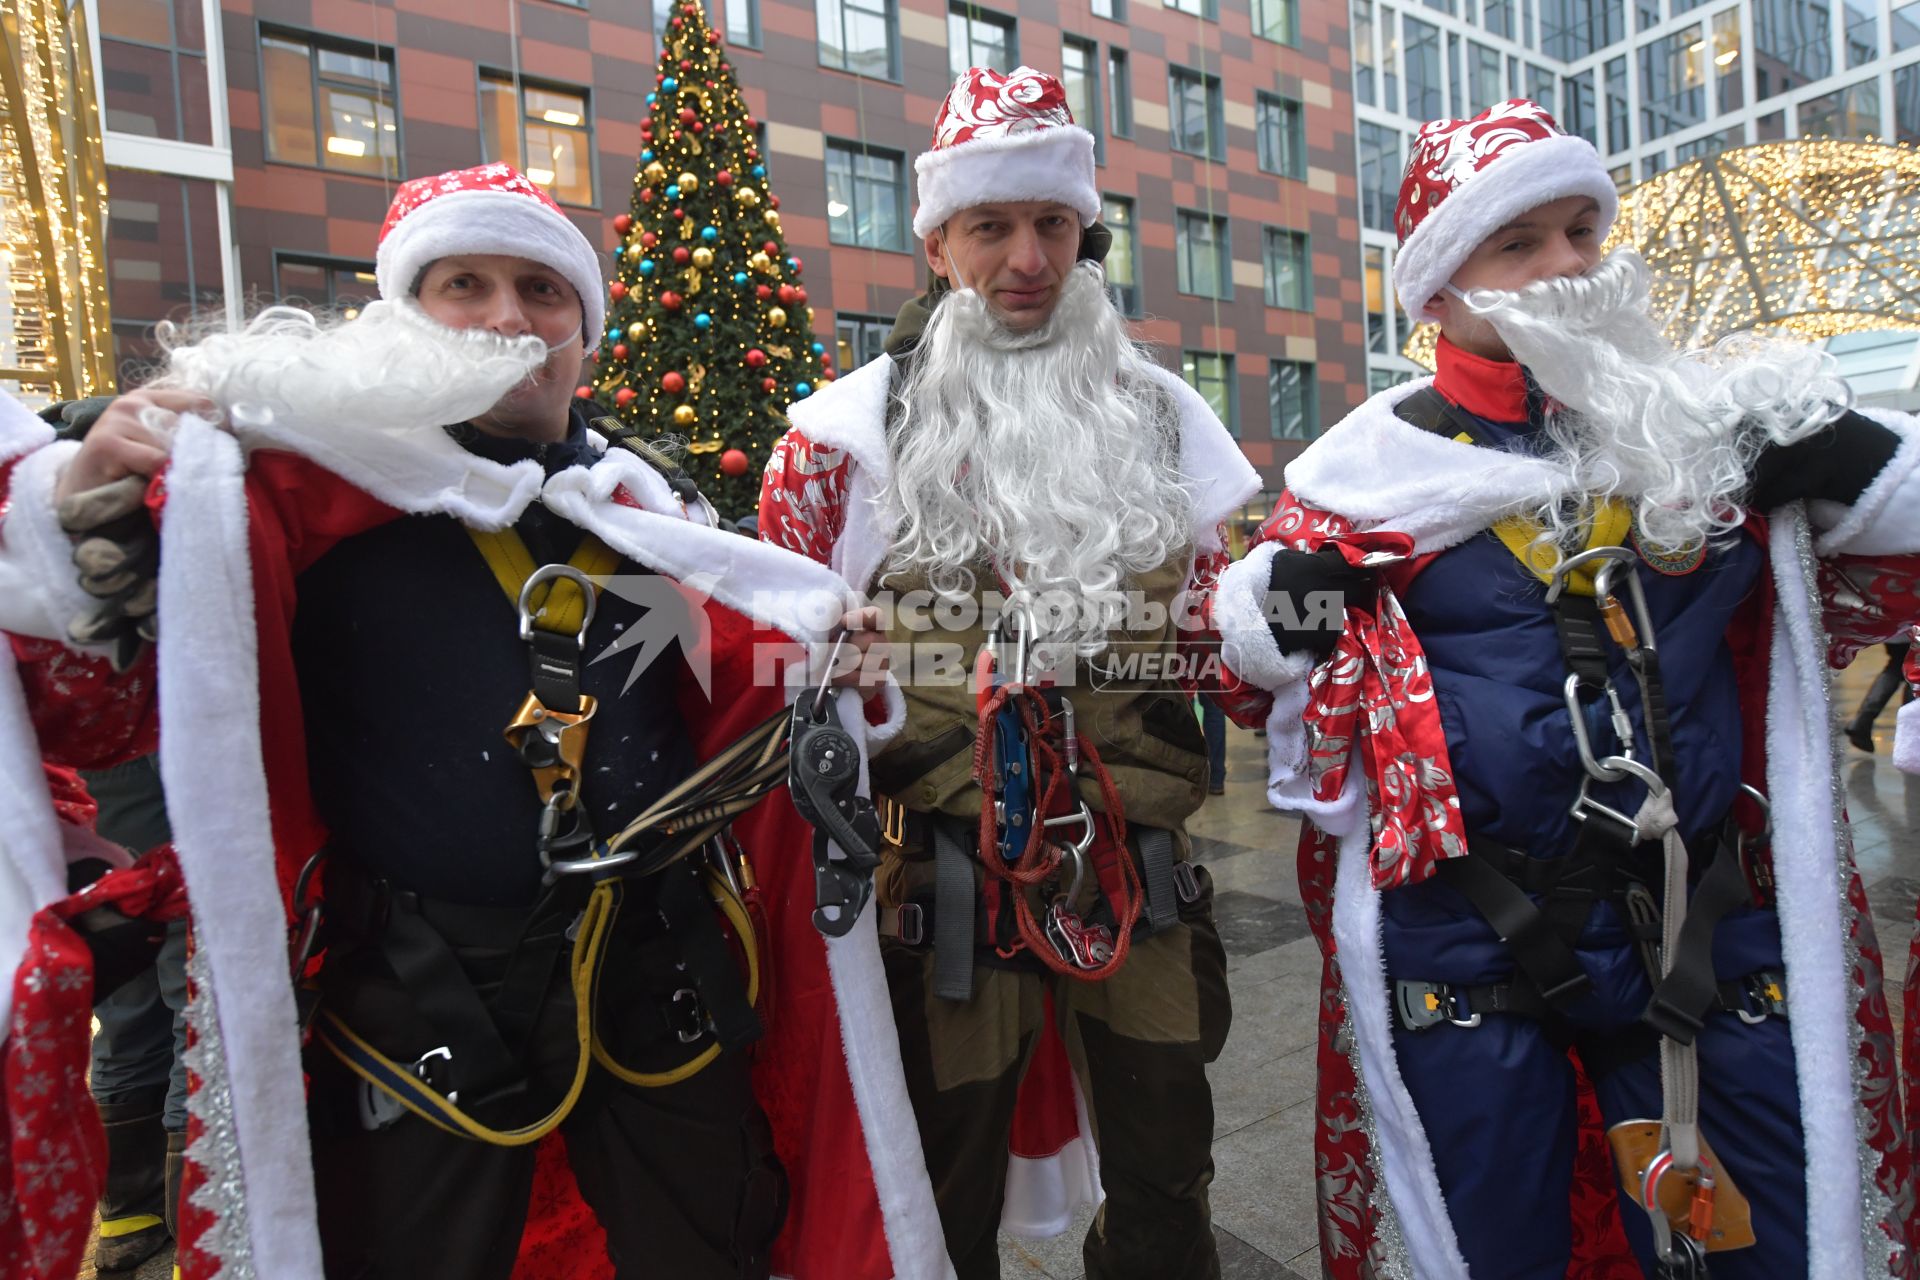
[94,1088,170,1270]
[164,1127,186,1238]
[1847,662,1909,752]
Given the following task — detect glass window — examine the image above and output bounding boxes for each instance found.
[1354,0,1377,105]
[1756,108,1787,140]
[1167,0,1219,16]
[1605,55,1630,153]
[1094,0,1126,18]
[1843,0,1877,66]
[260,30,397,177]
[1610,162,1633,187]
[1365,245,1389,354]
[1674,124,1743,159]
[1168,67,1225,160]
[834,313,892,370]
[1405,18,1442,119]
[1357,121,1402,232]
[1897,63,1920,143]
[99,0,211,144]
[1383,6,1402,112]
[1638,0,1662,25]
[1370,367,1413,394]
[1753,0,1831,99]
[1254,0,1298,42]
[275,255,378,315]
[1263,228,1310,310]
[480,74,594,206]
[1484,0,1514,39]
[1640,25,1707,140]
[1183,352,1236,437]
[1468,41,1503,112]
[825,141,908,249]
[1896,0,1920,51]
[1449,32,1466,116]
[1543,0,1624,59]
[1256,93,1304,178]
[818,0,898,79]
[104,168,225,387]
[1425,0,1455,15]
[1175,209,1230,299]
[948,4,1016,79]
[1062,37,1102,162]
[1799,77,1882,138]
[1713,10,1743,111]
[710,0,761,47]
[1562,69,1596,143]
[1640,150,1667,179]
[1102,195,1140,315]
[1527,63,1556,111]
[1269,359,1317,440]
[1107,48,1133,136]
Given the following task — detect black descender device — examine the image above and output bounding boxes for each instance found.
[788,634,882,937]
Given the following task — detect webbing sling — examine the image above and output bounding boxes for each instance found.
[932,822,976,1001]
[1139,828,1181,934]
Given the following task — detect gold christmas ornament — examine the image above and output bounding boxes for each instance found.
[766,306,787,327]
[673,404,698,426]
[748,251,771,271]
[627,322,645,340]
[677,172,699,192]
[643,161,667,184]
[762,209,781,227]
[691,246,714,268]
[734,188,760,208]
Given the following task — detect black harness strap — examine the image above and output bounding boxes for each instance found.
[1435,852,1594,1007]
[656,864,762,1052]
[1642,828,1755,1045]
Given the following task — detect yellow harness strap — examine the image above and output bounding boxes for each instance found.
[1490,499,1632,598]
[465,526,622,634]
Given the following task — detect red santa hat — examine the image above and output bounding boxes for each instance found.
[1391,98,1617,322]
[912,66,1101,240]
[375,162,606,339]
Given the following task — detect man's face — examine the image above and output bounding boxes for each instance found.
[1434,195,1605,360]
[924,202,1082,330]
[415,254,584,438]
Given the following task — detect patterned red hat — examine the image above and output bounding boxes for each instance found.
[912,66,1100,240]
[375,163,606,338]
[1390,99,1616,322]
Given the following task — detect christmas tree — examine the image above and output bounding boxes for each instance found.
[580,0,832,518]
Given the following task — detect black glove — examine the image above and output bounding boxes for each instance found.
[1266,546,1374,661]
[37,397,117,442]
[58,474,159,672]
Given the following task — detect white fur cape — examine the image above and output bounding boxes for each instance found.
[1207,378,1920,1279]
[784,351,1261,1241]
[0,389,956,1280]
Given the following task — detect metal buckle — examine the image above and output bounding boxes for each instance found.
[1738,970,1787,1024]
[893,902,925,946]
[517,564,598,646]
[1394,979,1481,1031]
[1172,860,1201,904]
[670,988,706,1044]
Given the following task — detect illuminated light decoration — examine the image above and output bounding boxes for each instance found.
[1401,140,1920,370]
[1,0,116,402]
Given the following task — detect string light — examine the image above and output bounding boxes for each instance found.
[1402,139,1920,370]
[0,0,115,402]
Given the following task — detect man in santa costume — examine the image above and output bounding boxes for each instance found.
[0,164,933,1280]
[1210,99,1920,1277]
[761,66,1270,1280]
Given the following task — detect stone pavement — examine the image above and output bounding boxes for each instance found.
[77,653,1916,1280]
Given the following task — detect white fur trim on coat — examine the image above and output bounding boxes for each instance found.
[1391,134,1617,323]
[1895,698,1920,774]
[375,188,607,338]
[0,439,98,645]
[912,127,1100,240]
[1810,407,1920,557]
[1214,543,1313,691]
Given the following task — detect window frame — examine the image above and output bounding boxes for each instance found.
[1166,0,1220,18]
[1101,192,1142,316]
[834,311,894,371]
[817,0,901,81]
[1107,47,1133,137]
[709,0,763,48]
[1262,226,1311,311]
[272,251,380,312]
[1174,207,1232,300]
[946,2,1019,80]
[1269,357,1319,441]
[256,24,403,179]
[476,68,598,208]
[1183,350,1238,437]
[1061,35,1104,164]
[1252,0,1299,43]
[1168,64,1226,161]
[1255,91,1305,179]
[824,138,911,252]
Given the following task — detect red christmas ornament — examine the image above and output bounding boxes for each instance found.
[672,207,685,219]
[777,284,796,305]
[615,386,637,407]
[692,121,704,133]
[762,240,779,255]
[747,147,760,161]
[640,189,655,204]
[640,123,653,138]
[755,284,771,301]
[575,385,593,399]
[819,351,832,367]
[794,288,808,305]
[661,370,687,394]
[706,29,719,41]
[789,256,803,275]
[720,448,749,478]
[670,15,682,26]
[672,246,691,264]
[613,343,630,359]
[679,107,697,125]
[642,231,658,248]
[660,290,683,311]
[716,170,733,186]
[821,369,836,382]
[656,72,666,83]
[679,58,692,70]
[769,195,781,210]
[610,281,628,301]
[614,213,632,234]
[761,377,777,393]
[744,348,768,368]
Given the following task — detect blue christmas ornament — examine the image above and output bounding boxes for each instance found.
[733,271,750,286]
[794,382,812,398]
[638,258,655,275]
[609,328,622,341]
[665,184,680,201]
[641,149,654,162]
[701,226,719,242]
[612,245,624,258]
[751,165,766,179]
[646,92,657,105]
[662,77,678,92]
[810,342,825,355]
[694,313,712,330]
[788,257,801,272]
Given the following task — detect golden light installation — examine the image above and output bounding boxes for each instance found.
[1402,140,1920,369]
[1,0,115,400]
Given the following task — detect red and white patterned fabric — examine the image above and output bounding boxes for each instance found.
[375,162,606,337]
[1391,98,1617,322]
[911,66,1100,239]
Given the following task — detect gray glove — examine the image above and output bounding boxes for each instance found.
[57,474,158,671]
[38,396,116,442]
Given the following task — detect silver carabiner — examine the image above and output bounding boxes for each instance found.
[1737,782,1772,841]
[518,564,598,646]
[1564,674,1636,783]
[812,629,851,719]
[1569,753,1670,838]
[1042,799,1098,857]
[984,603,1034,692]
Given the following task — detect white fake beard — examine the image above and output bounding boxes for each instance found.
[1464,250,1850,555]
[876,262,1194,658]
[147,299,553,436]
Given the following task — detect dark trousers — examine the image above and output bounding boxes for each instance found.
[307,921,785,1280]
[882,869,1231,1280]
[1200,699,1227,790]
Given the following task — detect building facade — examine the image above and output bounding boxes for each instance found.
[1354,0,1920,388]
[83,0,1364,500]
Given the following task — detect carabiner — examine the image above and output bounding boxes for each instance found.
[1042,800,1098,857]
[984,603,1034,693]
[518,564,598,646]
[1564,673,1636,784]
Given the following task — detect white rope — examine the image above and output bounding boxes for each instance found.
[1635,786,1701,1174]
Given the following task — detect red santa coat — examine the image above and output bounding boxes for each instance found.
[1200,377,1920,1278]
[0,391,946,1280]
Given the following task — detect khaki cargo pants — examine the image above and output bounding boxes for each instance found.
[878,839,1232,1280]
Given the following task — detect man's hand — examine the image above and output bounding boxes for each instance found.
[1267,546,1375,661]
[53,388,211,505]
[828,605,889,690]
